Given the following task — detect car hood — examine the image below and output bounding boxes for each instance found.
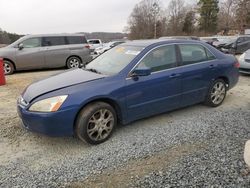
[22,69,106,102]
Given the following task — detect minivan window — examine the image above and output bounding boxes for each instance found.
[67,36,87,44]
[179,44,213,65]
[22,38,41,48]
[137,45,177,72]
[42,37,66,46]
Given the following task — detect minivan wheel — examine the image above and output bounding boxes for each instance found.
[75,102,117,145]
[204,79,227,107]
[66,57,81,69]
[3,60,14,75]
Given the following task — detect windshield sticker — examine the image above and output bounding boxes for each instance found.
[116,47,125,53]
[125,50,141,55]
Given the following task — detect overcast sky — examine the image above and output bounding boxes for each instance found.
[0,0,192,35]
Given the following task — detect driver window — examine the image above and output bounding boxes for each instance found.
[137,45,177,72]
[22,38,41,48]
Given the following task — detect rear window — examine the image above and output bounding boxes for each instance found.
[67,36,87,44]
[42,37,66,46]
[88,40,100,44]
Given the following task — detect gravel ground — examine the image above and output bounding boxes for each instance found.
[0,69,250,187]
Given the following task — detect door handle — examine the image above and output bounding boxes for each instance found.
[169,73,181,78]
[209,64,215,68]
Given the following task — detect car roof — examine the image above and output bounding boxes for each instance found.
[122,39,204,47]
[22,33,86,38]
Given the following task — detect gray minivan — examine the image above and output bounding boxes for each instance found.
[0,34,92,75]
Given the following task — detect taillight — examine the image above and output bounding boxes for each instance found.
[234,59,240,68]
[85,44,90,49]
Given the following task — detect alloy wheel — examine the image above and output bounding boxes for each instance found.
[87,109,114,141]
[211,82,226,105]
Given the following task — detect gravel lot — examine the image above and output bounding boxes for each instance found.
[0,69,250,187]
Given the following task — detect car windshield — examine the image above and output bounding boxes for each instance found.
[219,37,237,44]
[86,45,143,75]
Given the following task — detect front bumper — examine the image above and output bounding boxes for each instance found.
[17,105,77,137]
[239,59,250,74]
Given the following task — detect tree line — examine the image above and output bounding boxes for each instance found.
[0,28,21,44]
[126,0,250,39]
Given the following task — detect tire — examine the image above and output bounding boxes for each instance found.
[204,79,227,107]
[75,102,117,145]
[66,56,82,69]
[3,60,14,75]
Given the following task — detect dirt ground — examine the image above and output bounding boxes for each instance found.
[0,69,250,187]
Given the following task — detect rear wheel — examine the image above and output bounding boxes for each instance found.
[75,102,117,145]
[66,56,82,69]
[204,79,227,107]
[3,60,14,75]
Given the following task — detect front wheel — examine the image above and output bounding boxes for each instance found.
[75,102,117,145]
[204,79,227,107]
[4,60,14,75]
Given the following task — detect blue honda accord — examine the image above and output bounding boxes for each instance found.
[17,39,239,144]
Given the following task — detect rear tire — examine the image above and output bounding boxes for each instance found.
[75,102,117,145]
[3,60,14,75]
[204,79,227,107]
[66,56,82,69]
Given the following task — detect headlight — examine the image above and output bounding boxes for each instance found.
[29,95,68,112]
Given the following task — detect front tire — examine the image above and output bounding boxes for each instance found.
[66,56,82,69]
[4,60,14,75]
[75,102,117,145]
[204,79,227,107]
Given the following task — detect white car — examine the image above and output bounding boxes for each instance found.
[94,41,125,55]
[87,39,103,50]
[239,49,250,74]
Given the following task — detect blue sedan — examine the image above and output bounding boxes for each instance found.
[17,39,239,144]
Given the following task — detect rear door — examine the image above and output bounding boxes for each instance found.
[15,37,45,69]
[43,36,70,68]
[125,44,182,121]
[177,44,218,107]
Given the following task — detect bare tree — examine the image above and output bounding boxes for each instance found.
[166,0,187,35]
[218,0,237,34]
[127,0,165,39]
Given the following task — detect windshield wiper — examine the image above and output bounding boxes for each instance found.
[84,68,102,74]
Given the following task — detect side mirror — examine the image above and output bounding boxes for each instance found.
[18,43,24,50]
[131,67,151,77]
[231,42,237,49]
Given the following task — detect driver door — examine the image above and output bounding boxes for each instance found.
[16,37,45,69]
[125,44,182,121]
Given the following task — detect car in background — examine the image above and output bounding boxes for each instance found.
[1,34,92,75]
[239,49,250,74]
[94,41,125,55]
[17,39,239,144]
[200,37,219,45]
[213,35,250,54]
[87,39,103,51]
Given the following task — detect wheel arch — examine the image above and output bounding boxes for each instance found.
[3,58,16,70]
[216,76,229,88]
[73,98,123,131]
